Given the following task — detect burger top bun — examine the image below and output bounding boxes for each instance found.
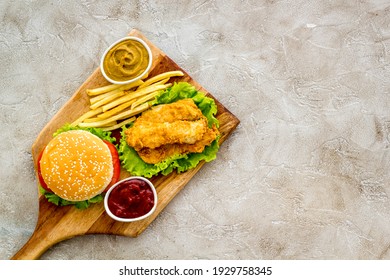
[40,130,114,201]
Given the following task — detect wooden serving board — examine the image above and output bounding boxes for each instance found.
[11,29,240,260]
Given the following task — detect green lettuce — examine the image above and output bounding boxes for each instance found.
[119,82,220,178]
[52,123,116,143]
[40,124,115,209]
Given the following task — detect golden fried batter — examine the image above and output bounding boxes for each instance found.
[137,98,203,123]
[137,124,219,164]
[125,98,219,164]
[126,117,209,150]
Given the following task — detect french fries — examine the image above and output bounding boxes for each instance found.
[89,80,143,109]
[73,70,184,130]
[71,108,103,126]
[138,70,184,89]
[102,83,171,112]
[77,103,150,128]
[130,90,161,110]
[86,83,122,96]
[101,117,136,132]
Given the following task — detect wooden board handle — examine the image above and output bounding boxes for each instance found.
[11,230,55,260]
[11,196,96,260]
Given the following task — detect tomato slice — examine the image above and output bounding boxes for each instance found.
[37,148,52,192]
[103,140,121,192]
[38,140,121,194]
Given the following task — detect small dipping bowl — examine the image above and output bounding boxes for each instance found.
[104,176,157,222]
[100,36,152,85]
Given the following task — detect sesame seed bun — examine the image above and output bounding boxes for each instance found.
[40,130,114,201]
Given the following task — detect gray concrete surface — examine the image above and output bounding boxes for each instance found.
[1,0,390,259]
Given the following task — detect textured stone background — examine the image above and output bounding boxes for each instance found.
[1,0,390,259]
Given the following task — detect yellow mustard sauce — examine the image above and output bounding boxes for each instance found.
[103,39,149,82]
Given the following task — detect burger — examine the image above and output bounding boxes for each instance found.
[37,128,120,209]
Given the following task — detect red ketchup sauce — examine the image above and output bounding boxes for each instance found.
[107,178,155,219]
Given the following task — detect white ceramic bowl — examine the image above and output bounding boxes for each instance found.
[104,176,157,222]
[100,36,152,85]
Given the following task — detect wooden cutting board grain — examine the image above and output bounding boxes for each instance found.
[11,29,240,260]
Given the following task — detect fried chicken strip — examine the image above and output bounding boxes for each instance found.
[125,116,209,150]
[125,98,219,163]
[137,124,219,164]
[139,98,203,123]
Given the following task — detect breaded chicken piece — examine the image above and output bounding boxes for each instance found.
[126,117,208,150]
[125,98,219,164]
[139,98,203,123]
[137,124,219,164]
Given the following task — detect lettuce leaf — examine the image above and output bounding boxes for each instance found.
[53,123,116,144]
[39,185,103,209]
[39,125,114,208]
[119,82,220,178]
